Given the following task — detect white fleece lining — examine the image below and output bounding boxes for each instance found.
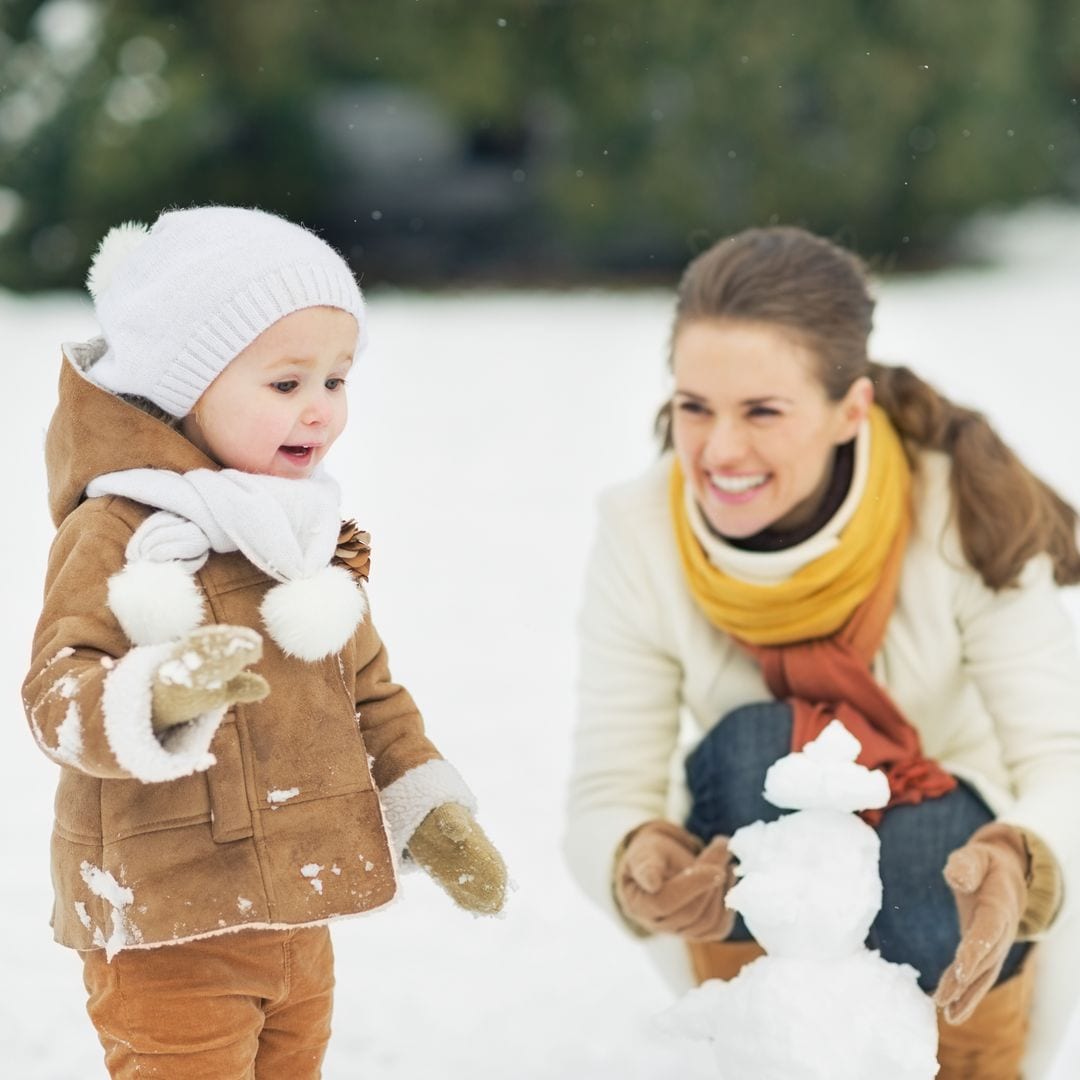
[380,758,477,856]
[102,643,224,782]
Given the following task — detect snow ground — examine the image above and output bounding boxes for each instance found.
[2,204,1078,1078]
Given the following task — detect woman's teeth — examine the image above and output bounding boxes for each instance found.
[708,472,768,494]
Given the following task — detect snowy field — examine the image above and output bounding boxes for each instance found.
[2,204,1079,1078]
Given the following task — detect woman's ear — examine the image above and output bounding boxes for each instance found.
[836,375,874,443]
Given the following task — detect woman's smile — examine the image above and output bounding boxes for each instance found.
[705,470,771,501]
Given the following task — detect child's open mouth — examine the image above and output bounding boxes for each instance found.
[279,445,315,463]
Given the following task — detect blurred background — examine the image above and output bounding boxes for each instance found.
[1,0,1079,290]
[3,3,1080,1078]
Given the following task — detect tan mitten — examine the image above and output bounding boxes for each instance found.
[407,803,508,915]
[933,822,1032,1024]
[615,820,736,941]
[151,624,270,732]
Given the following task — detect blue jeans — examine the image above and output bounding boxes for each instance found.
[684,702,1029,992]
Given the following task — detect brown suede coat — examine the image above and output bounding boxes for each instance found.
[23,353,442,952]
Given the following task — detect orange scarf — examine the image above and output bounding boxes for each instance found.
[741,515,956,822]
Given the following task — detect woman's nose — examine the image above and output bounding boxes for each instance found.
[703,418,749,464]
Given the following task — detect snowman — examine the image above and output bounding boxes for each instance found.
[664,719,939,1079]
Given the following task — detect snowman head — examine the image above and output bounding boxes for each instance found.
[764,720,889,813]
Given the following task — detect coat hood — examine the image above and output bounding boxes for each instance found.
[46,339,214,527]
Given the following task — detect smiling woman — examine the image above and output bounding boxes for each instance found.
[565,226,1080,1079]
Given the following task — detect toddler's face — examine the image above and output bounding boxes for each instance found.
[181,306,357,478]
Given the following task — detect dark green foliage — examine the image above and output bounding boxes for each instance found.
[0,0,1077,289]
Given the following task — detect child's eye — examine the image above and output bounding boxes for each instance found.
[271,380,298,393]
[325,378,346,390]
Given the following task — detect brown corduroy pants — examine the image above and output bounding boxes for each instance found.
[82,926,334,1080]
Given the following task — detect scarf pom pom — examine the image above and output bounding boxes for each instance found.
[107,560,205,645]
[260,565,367,661]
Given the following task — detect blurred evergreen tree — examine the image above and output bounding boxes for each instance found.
[0,0,1076,289]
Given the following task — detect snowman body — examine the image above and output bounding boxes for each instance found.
[666,720,939,1079]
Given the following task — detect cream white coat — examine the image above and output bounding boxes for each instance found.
[565,445,1080,1078]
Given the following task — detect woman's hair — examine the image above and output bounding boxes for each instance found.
[656,226,1080,589]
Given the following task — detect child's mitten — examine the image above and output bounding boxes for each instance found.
[407,803,508,915]
[151,624,270,732]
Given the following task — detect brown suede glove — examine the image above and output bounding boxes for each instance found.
[614,820,736,941]
[151,625,270,732]
[934,822,1031,1025]
[407,803,508,915]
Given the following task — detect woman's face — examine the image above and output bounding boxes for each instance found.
[671,319,872,539]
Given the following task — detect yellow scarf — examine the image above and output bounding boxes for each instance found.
[670,405,912,645]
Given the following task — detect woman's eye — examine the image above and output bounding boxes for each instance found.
[747,405,780,419]
[676,400,709,416]
[271,380,298,393]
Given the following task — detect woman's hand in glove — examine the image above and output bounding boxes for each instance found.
[407,803,508,915]
[151,624,270,732]
[615,820,736,941]
[933,822,1030,1024]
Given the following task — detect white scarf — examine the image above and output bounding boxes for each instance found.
[87,467,367,662]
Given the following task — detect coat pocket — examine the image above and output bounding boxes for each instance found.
[206,719,254,843]
[97,771,211,843]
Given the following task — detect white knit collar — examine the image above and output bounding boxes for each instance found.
[86,466,368,661]
[87,466,343,581]
[685,417,872,586]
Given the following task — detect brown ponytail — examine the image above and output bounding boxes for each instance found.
[662,226,1080,589]
[868,362,1080,588]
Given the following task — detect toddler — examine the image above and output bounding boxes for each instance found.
[22,206,507,1078]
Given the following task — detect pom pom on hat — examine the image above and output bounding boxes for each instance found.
[85,206,366,418]
[87,221,151,301]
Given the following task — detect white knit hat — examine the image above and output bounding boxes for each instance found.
[86,205,366,418]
